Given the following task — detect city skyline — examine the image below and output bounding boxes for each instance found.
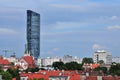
[0,0,120,58]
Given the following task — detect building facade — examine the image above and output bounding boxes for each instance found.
[93,50,112,64]
[27,10,40,60]
[112,57,120,63]
[41,57,60,67]
[62,55,82,64]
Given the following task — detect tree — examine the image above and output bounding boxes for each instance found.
[78,64,84,70]
[0,66,3,72]
[82,57,93,64]
[25,67,40,73]
[0,71,12,80]
[64,62,83,70]
[65,62,78,70]
[94,66,107,74]
[109,63,120,76]
[38,78,44,80]
[7,68,20,80]
[52,62,65,70]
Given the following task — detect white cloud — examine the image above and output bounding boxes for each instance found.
[0,28,18,35]
[51,4,81,9]
[92,44,105,50]
[110,16,118,20]
[107,25,120,30]
[53,48,59,51]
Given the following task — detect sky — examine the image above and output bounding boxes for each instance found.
[0,0,120,58]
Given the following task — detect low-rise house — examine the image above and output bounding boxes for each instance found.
[15,55,35,70]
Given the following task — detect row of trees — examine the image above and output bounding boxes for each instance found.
[52,61,83,70]
[93,64,120,76]
[52,57,120,76]
[52,57,102,70]
[109,63,120,76]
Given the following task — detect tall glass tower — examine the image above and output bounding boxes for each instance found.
[27,10,40,60]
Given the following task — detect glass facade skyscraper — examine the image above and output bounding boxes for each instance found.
[27,10,40,60]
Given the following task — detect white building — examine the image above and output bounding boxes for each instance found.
[93,50,112,64]
[62,55,82,64]
[40,55,82,67]
[41,57,61,67]
[6,55,17,63]
[112,57,120,63]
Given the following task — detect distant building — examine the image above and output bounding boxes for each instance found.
[112,57,120,63]
[6,54,17,63]
[41,57,60,67]
[83,63,100,70]
[38,55,82,67]
[93,50,112,64]
[62,55,72,63]
[62,55,82,64]
[27,10,40,60]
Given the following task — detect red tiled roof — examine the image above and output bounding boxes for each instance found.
[23,56,35,68]
[20,70,81,80]
[12,78,16,80]
[85,76,97,80]
[0,59,10,65]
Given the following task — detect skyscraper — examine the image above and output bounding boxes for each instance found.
[27,10,40,60]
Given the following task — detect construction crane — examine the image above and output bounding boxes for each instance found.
[2,50,13,57]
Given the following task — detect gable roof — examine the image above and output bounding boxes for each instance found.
[22,56,35,68]
[0,59,10,65]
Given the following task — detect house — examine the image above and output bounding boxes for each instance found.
[15,55,35,70]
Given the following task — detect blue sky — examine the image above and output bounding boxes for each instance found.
[0,0,120,58]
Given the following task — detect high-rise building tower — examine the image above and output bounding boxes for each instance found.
[27,10,40,60]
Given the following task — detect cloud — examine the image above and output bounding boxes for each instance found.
[92,44,105,50]
[53,48,59,51]
[110,16,118,20]
[0,28,18,35]
[107,25,120,30]
[51,4,81,9]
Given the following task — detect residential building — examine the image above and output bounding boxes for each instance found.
[0,56,11,66]
[83,63,100,70]
[39,55,82,67]
[6,55,17,63]
[62,55,82,64]
[27,10,40,60]
[112,57,120,63]
[93,50,112,64]
[14,55,35,70]
[41,57,60,67]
